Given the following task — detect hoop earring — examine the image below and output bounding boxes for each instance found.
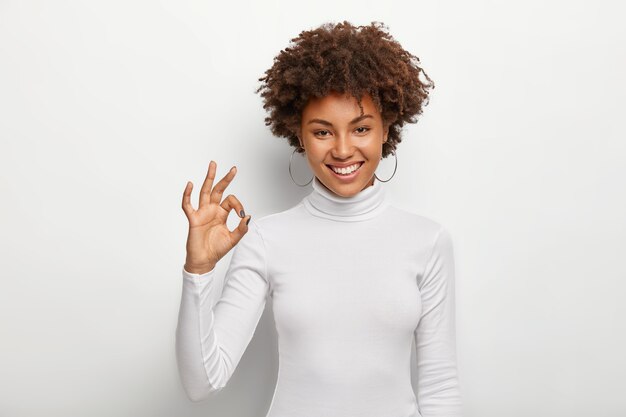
[289,147,313,187]
[374,151,398,183]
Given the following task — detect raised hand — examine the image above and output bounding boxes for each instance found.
[182,161,252,274]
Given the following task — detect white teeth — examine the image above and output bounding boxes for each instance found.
[330,163,361,175]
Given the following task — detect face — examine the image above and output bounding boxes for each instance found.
[297,91,389,197]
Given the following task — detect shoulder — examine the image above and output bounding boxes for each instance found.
[246,202,306,237]
[385,205,449,241]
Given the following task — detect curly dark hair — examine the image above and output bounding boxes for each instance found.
[255,21,435,158]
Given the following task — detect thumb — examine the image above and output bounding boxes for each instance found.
[230,215,252,246]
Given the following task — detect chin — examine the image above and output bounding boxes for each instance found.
[326,176,374,197]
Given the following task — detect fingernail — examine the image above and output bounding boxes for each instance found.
[246,216,251,225]
[239,209,245,218]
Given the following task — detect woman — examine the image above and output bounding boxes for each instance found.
[176,21,463,417]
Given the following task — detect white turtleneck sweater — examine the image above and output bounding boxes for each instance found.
[175,176,463,417]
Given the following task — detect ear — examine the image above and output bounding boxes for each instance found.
[383,123,389,143]
[295,127,303,147]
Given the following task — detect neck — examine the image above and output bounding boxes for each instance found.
[302,176,389,222]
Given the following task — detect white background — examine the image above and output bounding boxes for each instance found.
[1,1,625,416]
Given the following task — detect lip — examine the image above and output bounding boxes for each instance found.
[325,161,364,168]
[326,161,364,182]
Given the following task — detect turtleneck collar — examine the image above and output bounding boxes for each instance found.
[302,176,390,222]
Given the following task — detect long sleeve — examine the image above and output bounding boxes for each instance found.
[414,226,463,417]
[175,219,269,402]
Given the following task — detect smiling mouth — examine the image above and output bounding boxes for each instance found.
[326,161,364,176]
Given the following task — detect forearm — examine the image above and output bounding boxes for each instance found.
[175,268,223,402]
[175,219,269,402]
[414,332,463,416]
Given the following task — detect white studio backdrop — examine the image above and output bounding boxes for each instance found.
[1,0,625,416]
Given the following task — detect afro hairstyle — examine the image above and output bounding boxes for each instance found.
[255,20,435,158]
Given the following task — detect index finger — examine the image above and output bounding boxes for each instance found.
[209,165,238,207]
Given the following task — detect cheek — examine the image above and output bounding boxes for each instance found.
[303,141,329,159]
[365,159,381,173]
[363,142,384,161]
[302,150,327,172]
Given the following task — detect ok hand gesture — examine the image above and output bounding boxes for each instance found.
[182,161,251,274]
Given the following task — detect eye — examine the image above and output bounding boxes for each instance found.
[355,127,370,134]
[314,130,331,137]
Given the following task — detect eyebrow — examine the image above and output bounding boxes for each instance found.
[306,114,374,126]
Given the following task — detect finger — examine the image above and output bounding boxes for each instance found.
[220,194,246,218]
[199,160,217,209]
[181,181,195,218]
[229,215,252,246]
[210,165,237,206]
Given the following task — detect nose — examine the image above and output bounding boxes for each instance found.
[331,133,355,159]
